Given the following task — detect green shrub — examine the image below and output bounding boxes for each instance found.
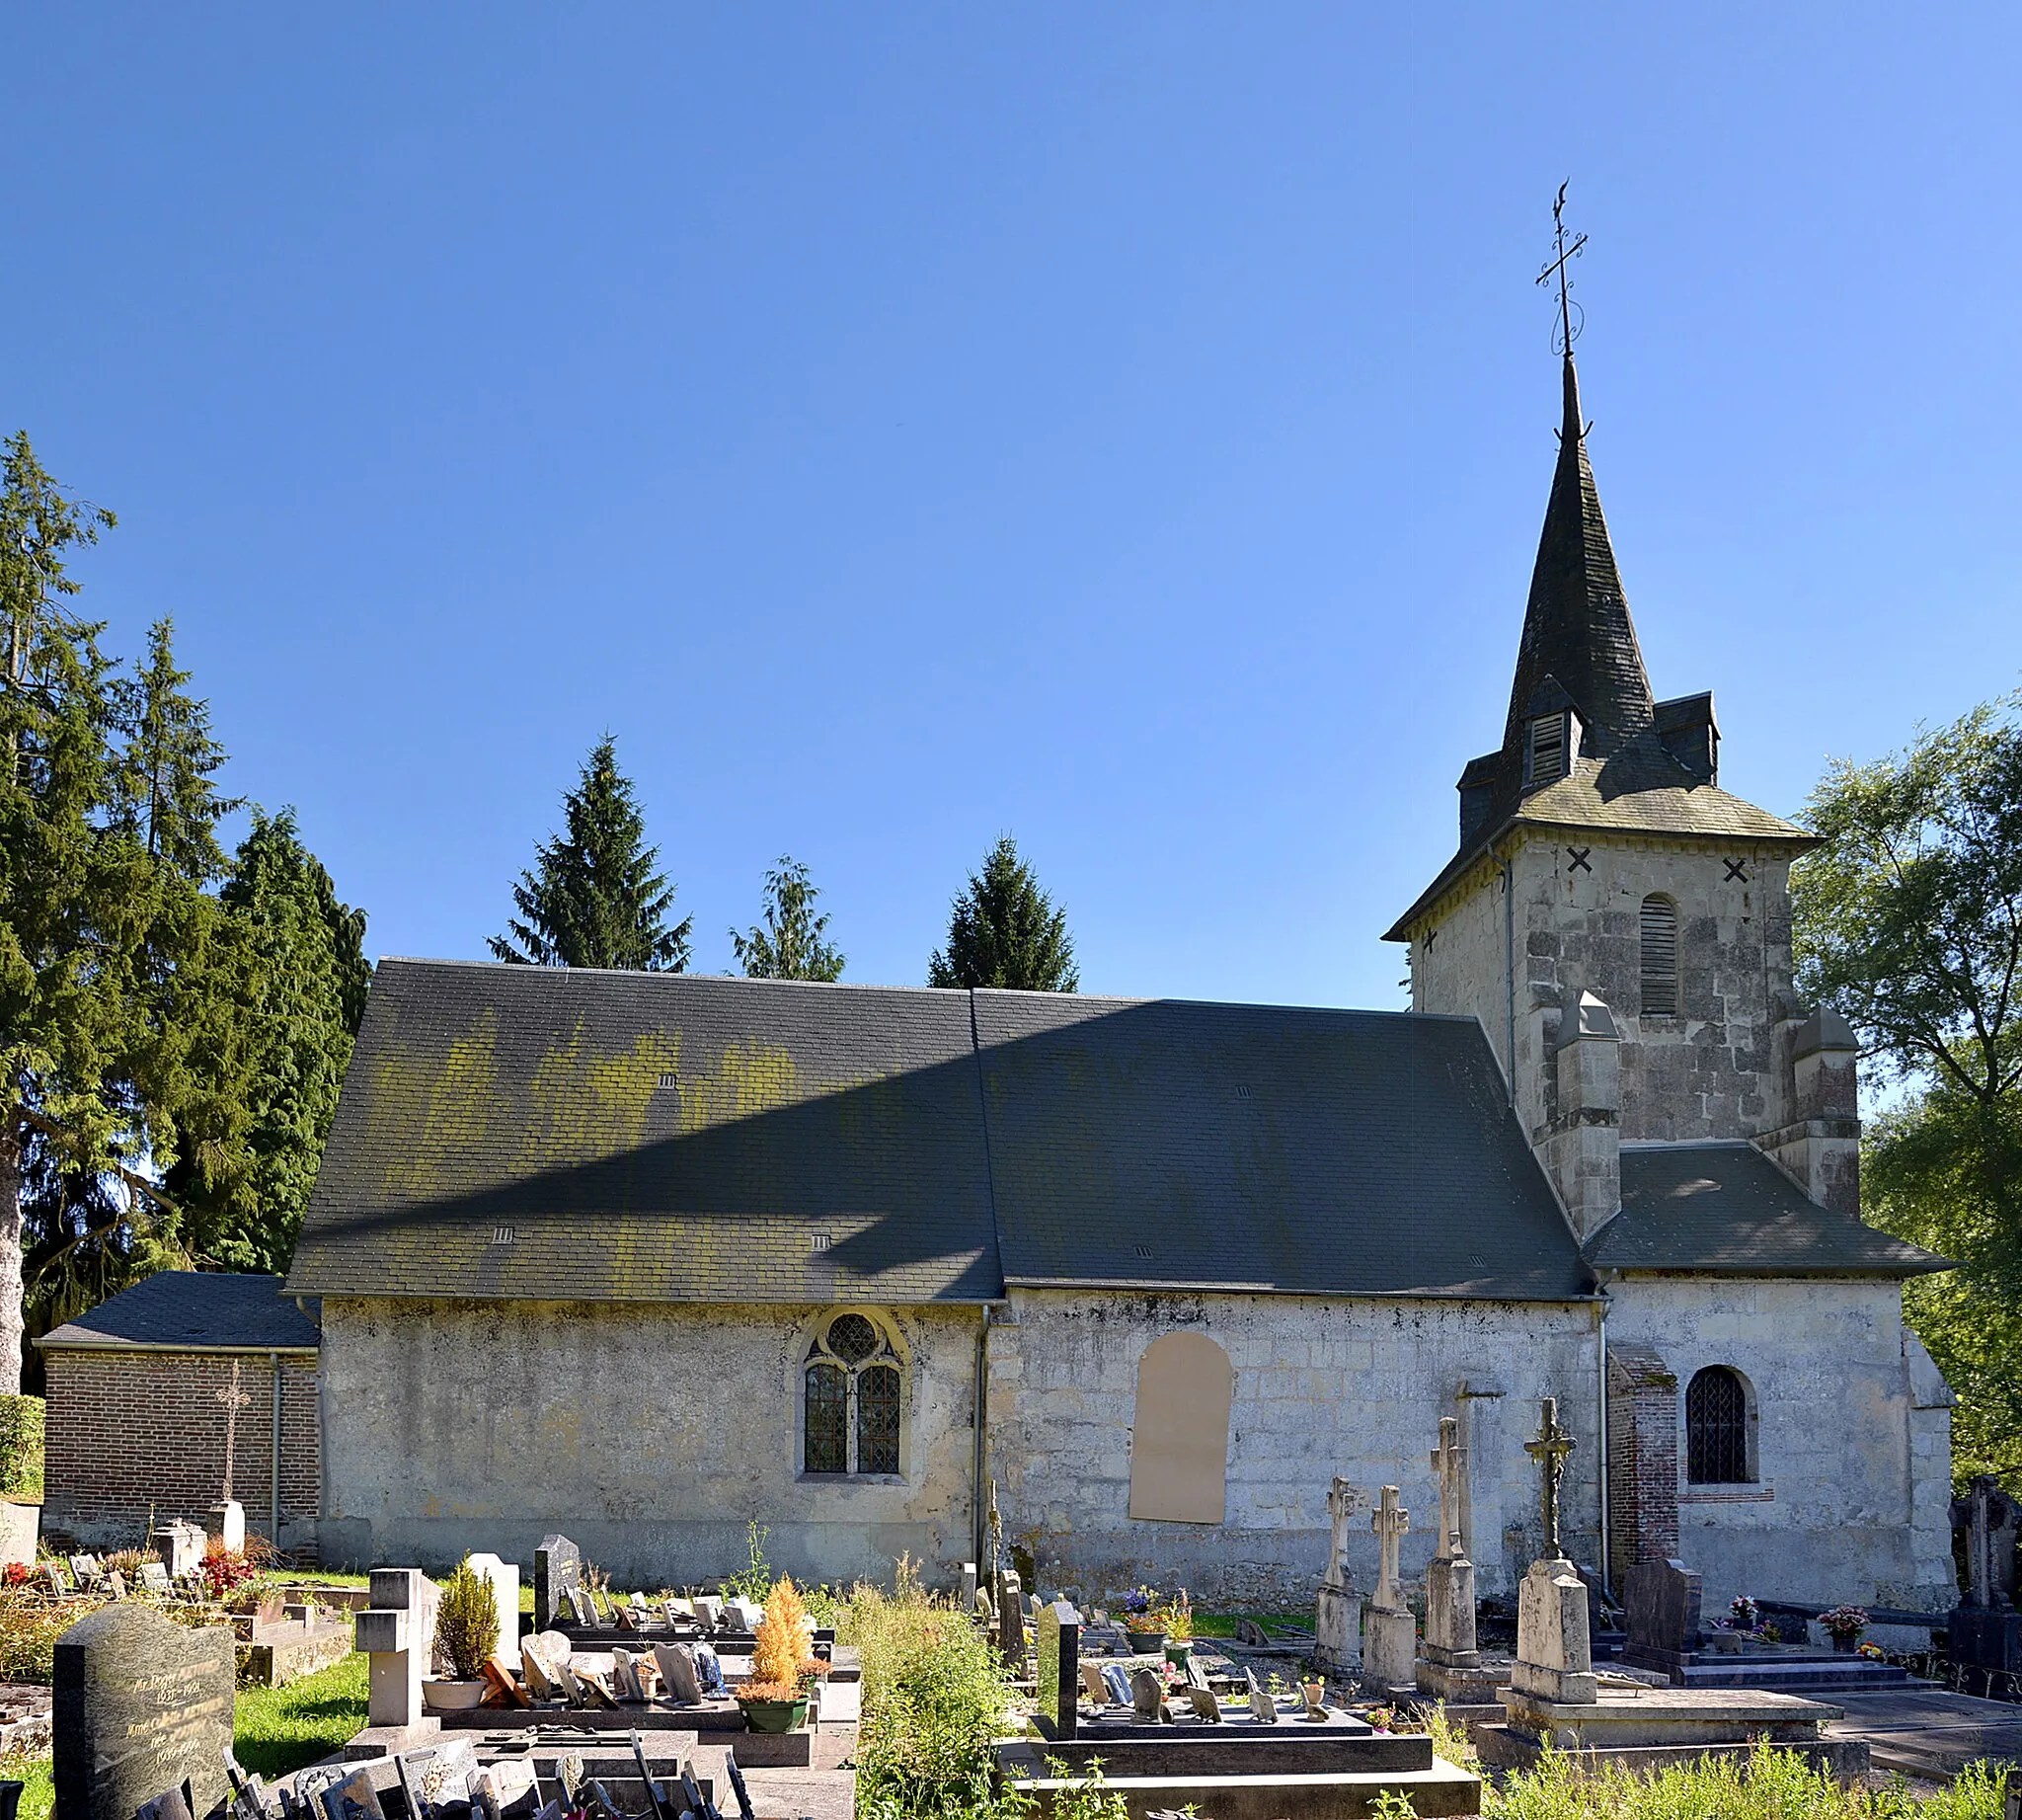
[433,1558,499,1683]
[0,1592,103,1683]
[0,1397,44,1502]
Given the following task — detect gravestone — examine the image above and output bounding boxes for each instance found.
[654,1643,702,1705]
[357,1569,439,1730]
[138,1563,172,1597]
[534,1536,583,1632]
[995,1568,1026,1669]
[1129,1667,1165,1721]
[1361,1485,1417,1695]
[53,1603,234,1820]
[1418,1416,1499,1701]
[1949,1476,2022,1677]
[693,1595,724,1632]
[960,1563,978,1612]
[1080,1661,1109,1705]
[566,1588,595,1627]
[209,1501,246,1555]
[1101,1663,1133,1707]
[1035,1599,1080,1740]
[463,1554,521,1668]
[1508,1399,1596,1707]
[1313,1475,1364,1670]
[1621,1558,1703,1678]
[1244,1667,1279,1723]
[1186,1686,1221,1721]
[152,1524,204,1580]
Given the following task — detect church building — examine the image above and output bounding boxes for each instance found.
[286,351,1956,1618]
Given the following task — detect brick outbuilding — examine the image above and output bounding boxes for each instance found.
[38,1273,320,1556]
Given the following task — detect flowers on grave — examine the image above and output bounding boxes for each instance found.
[435,1555,502,1684]
[1122,1588,1164,1632]
[737,1575,822,1703]
[1818,1604,1870,1643]
[1728,1595,1761,1631]
[1121,1587,1151,1618]
[197,1543,259,1599]
[1858,1641,1888,1661]
[1152,1589,1194,1642]
[1,1564,28,1589]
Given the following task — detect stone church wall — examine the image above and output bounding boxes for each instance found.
[985,1288,1605,1609]
[1605,1275,1956,1615]
[315,1296,982,1584]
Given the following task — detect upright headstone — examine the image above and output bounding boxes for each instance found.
[357,1569,439,1730]
[1129,1667,1166,1722]
[1948,1476,2022,1678]
[0,1497,38,1570]
[1621,1558,1703,1680]
[1418,1417,1498,1700]
[152,1524,204,1580]
[1313,1475,1364,1670]
[960,1563,978,1612]
[534,1537,583,1633]
[1244,1667,1279,1724]
[1508,1398,1596,1707]
[463,1553,521,1669]
[1035,1598,1080,1740]
[209,1501,246,1555]
[1361,1486,1417,1695]
[654,1643,702,1705]
[995,1568,1026,1670]
[53,1604,234,1820]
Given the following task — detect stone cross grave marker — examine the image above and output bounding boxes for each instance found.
[1362,1486,1418,1694]
[534,1535,583,1632]
[357,1568,438,1729]
[1325,1476,1364,1590]
[1952,1475,2022,1610]
[987,1479,1004,1572]
[1371,1485,1408,1609]
[1419,1415,1486,1694]
[1430,1417,1467,1561]
[214,1360,253,1505]
[54,1603,234,1820]
[1523,1396,1576,1561]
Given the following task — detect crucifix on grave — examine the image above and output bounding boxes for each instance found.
[215,1360,252,1503]
[1371,1486,1409,1609]
[1523,1395,1576,1562]
[1313,1475,1366,1671]
[1416,1415,1493,1699]
[1430,1417,1467,1562]
[1361,1485,1417,1696]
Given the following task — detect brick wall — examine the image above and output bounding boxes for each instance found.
[42,1349,319,1544]
[1607,1341,1678,1594]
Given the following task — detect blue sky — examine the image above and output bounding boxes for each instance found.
[6,5,2019,1008]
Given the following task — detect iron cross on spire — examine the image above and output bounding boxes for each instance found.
[1536,183,1589,357]
[1524,1396,1577,1561]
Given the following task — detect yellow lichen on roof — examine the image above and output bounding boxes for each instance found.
[520,1024,683,1173]
[375,1008,503,1197]
[678,1039,800,1133]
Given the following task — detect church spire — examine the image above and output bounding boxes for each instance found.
[1501,201,1654,760]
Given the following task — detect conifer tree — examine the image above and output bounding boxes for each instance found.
[732,856,844,983]
[927,835,1079,991]
[490,736,692,971]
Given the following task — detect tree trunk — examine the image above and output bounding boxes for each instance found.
[0,1112,24,1395]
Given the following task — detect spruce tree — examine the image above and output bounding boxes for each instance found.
[732,856,844,983]
[927,835,1079,991]
[490,736,692,971]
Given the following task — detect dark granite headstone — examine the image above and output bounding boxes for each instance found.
[53,1604,233,1820]
[533,1536,582,1632]
[1035,1600,1079,1741]
[995,1569,1025,1669]
[1622,1558,1703,1677]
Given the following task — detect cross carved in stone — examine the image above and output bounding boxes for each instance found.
[1326,1476,1366,1587]
[214,1359,254,1503]
[1370,1485,1409,1609]
[1430,1416,1469,1562]
[1523,1396,1576,1561]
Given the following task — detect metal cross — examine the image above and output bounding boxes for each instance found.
[1535,183,1589,357]
[1370,1485,1409,1608]
[214,1359,253,1502]
[1523,1396,1577,1560]
[1430,1416,1469,1561]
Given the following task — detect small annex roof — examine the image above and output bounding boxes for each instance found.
[37,1272,321,1352]
[286,959,1595,1306]
[1585,1143,1948,1278]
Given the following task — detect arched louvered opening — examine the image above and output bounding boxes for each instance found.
[1686,1365,1754,1484]
[1640,894,1679,1016]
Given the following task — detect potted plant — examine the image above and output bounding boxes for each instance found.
[1122,1587,1164,1654]
[736,1576,821,1733]
[1819,1605,1869,1653]
[426,1557,500,1711]
[1156,1591,1194,1667]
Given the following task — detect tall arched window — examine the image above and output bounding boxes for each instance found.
[803,1310,903,1476]
[1640,895,1679,1016]
[1685,1365,1753,1484]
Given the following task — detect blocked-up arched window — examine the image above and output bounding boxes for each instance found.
[1685,1365,1753,1484]
[804,1310,903,1476]
[1128,1332,1233,1523]
[1640,895,1679,1016]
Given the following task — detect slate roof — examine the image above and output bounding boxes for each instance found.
[37,1273,321,1352]
[1586,1143,1948,1278]
[286,959,1596,1306]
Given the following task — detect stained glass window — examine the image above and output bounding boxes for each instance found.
[1686,1366,1750,1484]
[805,1363,848,1474]
[858,1364,901,1474]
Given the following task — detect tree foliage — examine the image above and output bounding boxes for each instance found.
[732,856,844,983]
[927,836,1078,992]
[1793,696,2022,1494]
[490,736,692,971]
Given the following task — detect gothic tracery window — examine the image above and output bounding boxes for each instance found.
[1685,1365,1752,1484]
[803,1310,903,1476]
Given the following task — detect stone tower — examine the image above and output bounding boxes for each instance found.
[1386,354,1859,1236]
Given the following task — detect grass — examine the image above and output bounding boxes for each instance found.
[0,1752,50,1820]
[1191,1610,1307,1637]
[232,1652,370,1780]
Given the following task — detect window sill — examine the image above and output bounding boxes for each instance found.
[1680,1483,1773,1503]
[797,1472,906,1487]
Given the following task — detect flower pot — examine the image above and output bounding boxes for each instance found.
[1164,1643,1192,1669]
[739,1696,809,1734]
[1828,1633,1858,1654]
[1128,1630,1165,1654]
[422,1679,487,1712]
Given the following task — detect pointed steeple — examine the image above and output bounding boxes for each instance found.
[1500,355,1654,759]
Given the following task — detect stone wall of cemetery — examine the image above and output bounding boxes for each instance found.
[1408,831,1802,1147]
[42,1348,321,1551]
[316,1296,983,1583]
[1604,1274,1957,1615]
[985,1288,1607,1609]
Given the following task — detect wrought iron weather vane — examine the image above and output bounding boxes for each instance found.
[1536,182,1589,357]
